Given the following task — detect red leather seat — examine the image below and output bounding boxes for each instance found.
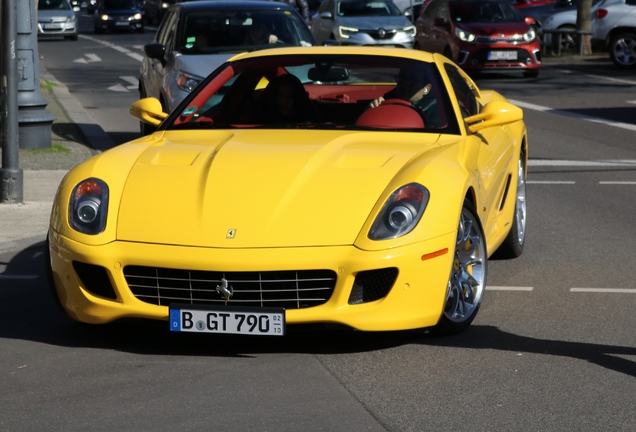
[355,99,424,129]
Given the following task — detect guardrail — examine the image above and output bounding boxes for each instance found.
[541,29,593,56]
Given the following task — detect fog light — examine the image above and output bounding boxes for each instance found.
[526,58,532,65]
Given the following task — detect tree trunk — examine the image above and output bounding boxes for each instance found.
[576,0,594,55]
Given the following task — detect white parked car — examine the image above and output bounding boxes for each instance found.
[541,0,604,51]
[592,0,636,67]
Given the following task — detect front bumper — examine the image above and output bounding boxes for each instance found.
[37,21,77,37]
[338,31,414,48]
[456,43,542,71]
[48,229,456,331]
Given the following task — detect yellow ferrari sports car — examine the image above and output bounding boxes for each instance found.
[47,46,528,336]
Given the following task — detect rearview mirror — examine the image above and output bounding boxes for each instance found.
[464,101,523,133]
[130,98,168,126]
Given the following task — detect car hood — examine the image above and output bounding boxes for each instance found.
[38,10,74,20]
[457,22,531,36]
[174,53,237,79]
[338,16,412,30]
[116,130,441,248]
[97,9,142,15]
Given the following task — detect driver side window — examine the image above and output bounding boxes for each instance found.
[444,64,478,118]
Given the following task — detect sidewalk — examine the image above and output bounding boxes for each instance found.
[0,51,618,255]
[0,69,111,255]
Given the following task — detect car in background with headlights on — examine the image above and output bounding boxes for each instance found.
[37,0,78,41]
[415,0,541,77]
[92,0,145,33]
[138,0,316,134]
[47,46,529,337]
[311,0,416,46]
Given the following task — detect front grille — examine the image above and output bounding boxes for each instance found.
[363,28,398,40]
[124,266,337,309]
[475,35,525,44]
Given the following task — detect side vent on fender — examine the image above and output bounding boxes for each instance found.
[498,174,512,211]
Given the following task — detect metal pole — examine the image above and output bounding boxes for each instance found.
[1,0,24,204]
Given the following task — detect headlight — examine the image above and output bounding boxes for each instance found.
[66,15,77,23]
[162,2,169,8]
[69,178,109,235]
[176,71,203,92]
[369,183,429,240]
[134,13,142,20]
[523,29,536,42]
[101,14,109,21]
[402,25,416,37]
[339,26,358,39]
[455,27,476,43]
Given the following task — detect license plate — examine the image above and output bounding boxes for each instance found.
[43,23,64,29]
[169,304,285,336]
[115,21,130,26]
[487,51,517,60]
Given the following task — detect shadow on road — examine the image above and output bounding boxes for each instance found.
[1,241,635,378]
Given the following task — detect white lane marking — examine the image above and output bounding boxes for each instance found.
[571,288,636,293]
[529,160,636,167]
[526,181,575,184]
[111,45,131,54]
[127,52,144,62]
[599,181,636,185]
[73,53,101,63]
[108,76,139,92]
[577,73,636,86]
[0,275,38,280]
[487,286,534,291]
[627,100,636,105]
[509,99,636,132]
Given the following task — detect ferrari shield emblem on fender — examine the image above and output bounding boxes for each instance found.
[216,278,234,304]
[226,229,236,239]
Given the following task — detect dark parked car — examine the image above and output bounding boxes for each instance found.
[91,0,145,33]
[415,0,541,77]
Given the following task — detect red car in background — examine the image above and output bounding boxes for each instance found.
[510,0,556,8]
[415,0,541,77]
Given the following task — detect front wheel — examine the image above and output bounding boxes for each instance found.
[609,33,636,68]
[432,201,487,335]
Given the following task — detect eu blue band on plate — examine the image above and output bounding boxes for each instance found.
[169,309,181,331]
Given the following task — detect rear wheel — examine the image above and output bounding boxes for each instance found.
[432,201,487,335]
[609,33,636,68]
[493,152,527,259]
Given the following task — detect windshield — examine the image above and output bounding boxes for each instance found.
[450,1,523,23]
[165,54,459,134]
[178,10,314,54]
[337,1,403,16]
[38,0,71,10]
[100,0,141,10]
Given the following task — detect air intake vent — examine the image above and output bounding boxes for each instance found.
[73,261,117,300]
[348,268,398,305]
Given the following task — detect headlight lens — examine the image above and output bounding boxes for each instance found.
[455,27,476,43]
[369,183,429,240]
[69,178,109,235]
[523,29,536,42]
[133,13,142,20]
[176,71,203,92]
[403,25,416,37]
[101,14,109,21]
[339,26,358,39]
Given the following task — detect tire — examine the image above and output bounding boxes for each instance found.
[67,34,78,41]
[523,69,540,78]
[45,234,66,314]
[492,152,527,259]
[609,33,636,69]
[431,200,487,336]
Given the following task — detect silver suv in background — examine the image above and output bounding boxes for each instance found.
[592,0,636,68]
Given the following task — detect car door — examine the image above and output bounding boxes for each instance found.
[145,9,179,108]
[416,0,450,54]
[312,0,335,42]
[444,63,514,237]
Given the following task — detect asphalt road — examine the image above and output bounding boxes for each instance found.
[1,10,635,432]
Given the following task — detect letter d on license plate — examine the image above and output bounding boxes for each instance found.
[169,304,285,336]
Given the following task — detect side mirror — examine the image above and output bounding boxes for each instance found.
[319,11,333,19]
[464,101,523,133]
[130,97,168,126]
[524,16,536,26]
[144,42,166,61]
